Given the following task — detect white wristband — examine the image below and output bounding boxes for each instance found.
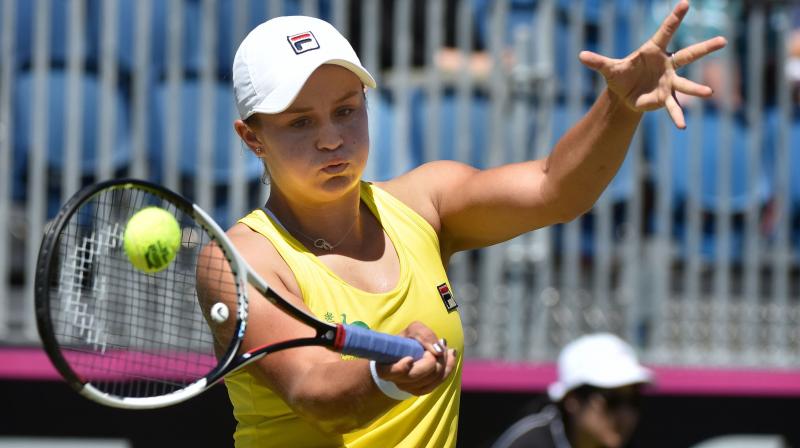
[369,360,413,401]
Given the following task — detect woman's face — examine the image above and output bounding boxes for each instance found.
[567,385,642,448]
[251,64,369,203]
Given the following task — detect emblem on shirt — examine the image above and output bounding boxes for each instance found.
[437,283,458,313]
[324,312,370,329]
[325,312,370,361]
[287,31,320,54]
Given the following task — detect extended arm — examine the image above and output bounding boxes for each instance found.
[383,1,727,259]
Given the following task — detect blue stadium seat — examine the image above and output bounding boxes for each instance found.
[673,110,769,211]
[2,0,77,69]
[368,89,400,181]
[367,87,489,181]
[763,108,800,258]
[645,108,773,262]
[790,111,800,259]
[12,70,131,214]
[86,0,204,78]
[778,109,800,206]
[91,0,333,80]
[6,0,320,80]
[86,0,335,81]
[149,80,263,186]
[409,89,490,168]
[472,0,636,102]
[216,0,274,81]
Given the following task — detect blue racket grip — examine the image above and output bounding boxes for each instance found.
[338,324,425,363]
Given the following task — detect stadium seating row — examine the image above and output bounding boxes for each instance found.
[4,0,796,264]
[7,68,799,262]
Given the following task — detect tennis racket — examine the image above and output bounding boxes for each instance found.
[35,178,424,409]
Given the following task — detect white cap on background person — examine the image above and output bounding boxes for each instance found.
[232,15,377,119]
[547,333,653,402]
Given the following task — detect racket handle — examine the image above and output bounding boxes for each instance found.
[338,324,425,363]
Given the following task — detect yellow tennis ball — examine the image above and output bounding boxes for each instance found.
[123,206,181,273]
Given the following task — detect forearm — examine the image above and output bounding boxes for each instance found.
[541,88,643,220]
[281,359,398,434]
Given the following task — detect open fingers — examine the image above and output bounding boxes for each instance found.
[633,90,662,111]
[650,0,689,50]
[672,36,728,69]
[665,94,686,129]
[578,50,615,76]
[672,76,713,97]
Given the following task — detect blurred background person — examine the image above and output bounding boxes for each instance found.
[491,333,653,448]
[789,4,800,104]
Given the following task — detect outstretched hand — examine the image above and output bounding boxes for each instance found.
[578,0,727,129]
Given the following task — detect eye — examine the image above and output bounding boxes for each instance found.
[290,117,311,128]
[336,106,354,117]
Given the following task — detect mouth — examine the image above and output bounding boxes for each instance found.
[322,161,349,174]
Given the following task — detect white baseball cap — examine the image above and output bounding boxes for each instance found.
[232,15,377,119]
[547,333,653,402]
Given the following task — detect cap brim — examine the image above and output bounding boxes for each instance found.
[587,366,653,390]
[548,366,653,402]
[248,59,376,116]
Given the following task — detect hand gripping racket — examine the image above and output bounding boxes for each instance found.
[35,178,424,409]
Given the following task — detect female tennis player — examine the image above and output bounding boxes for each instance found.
[208,2,725,446]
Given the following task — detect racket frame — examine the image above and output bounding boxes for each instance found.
[35,179,250,408]
[34,179,345,409]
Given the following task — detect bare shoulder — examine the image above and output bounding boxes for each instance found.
[375,160,478,233]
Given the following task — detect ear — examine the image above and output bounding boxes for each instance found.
[234,119,264,156]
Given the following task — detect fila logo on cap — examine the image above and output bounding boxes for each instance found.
[287,31,320,54]
[437,283,458,313]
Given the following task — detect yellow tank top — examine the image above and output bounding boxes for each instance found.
[227,181,463,448]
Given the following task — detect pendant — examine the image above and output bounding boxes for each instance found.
[314,238,334,251]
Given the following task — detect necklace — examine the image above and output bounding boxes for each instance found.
[262,207,358,251]
[294,219,357,251]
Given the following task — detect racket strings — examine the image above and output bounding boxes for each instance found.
[48,186,240,399]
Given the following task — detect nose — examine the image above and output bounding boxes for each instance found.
[316,120,344,151]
